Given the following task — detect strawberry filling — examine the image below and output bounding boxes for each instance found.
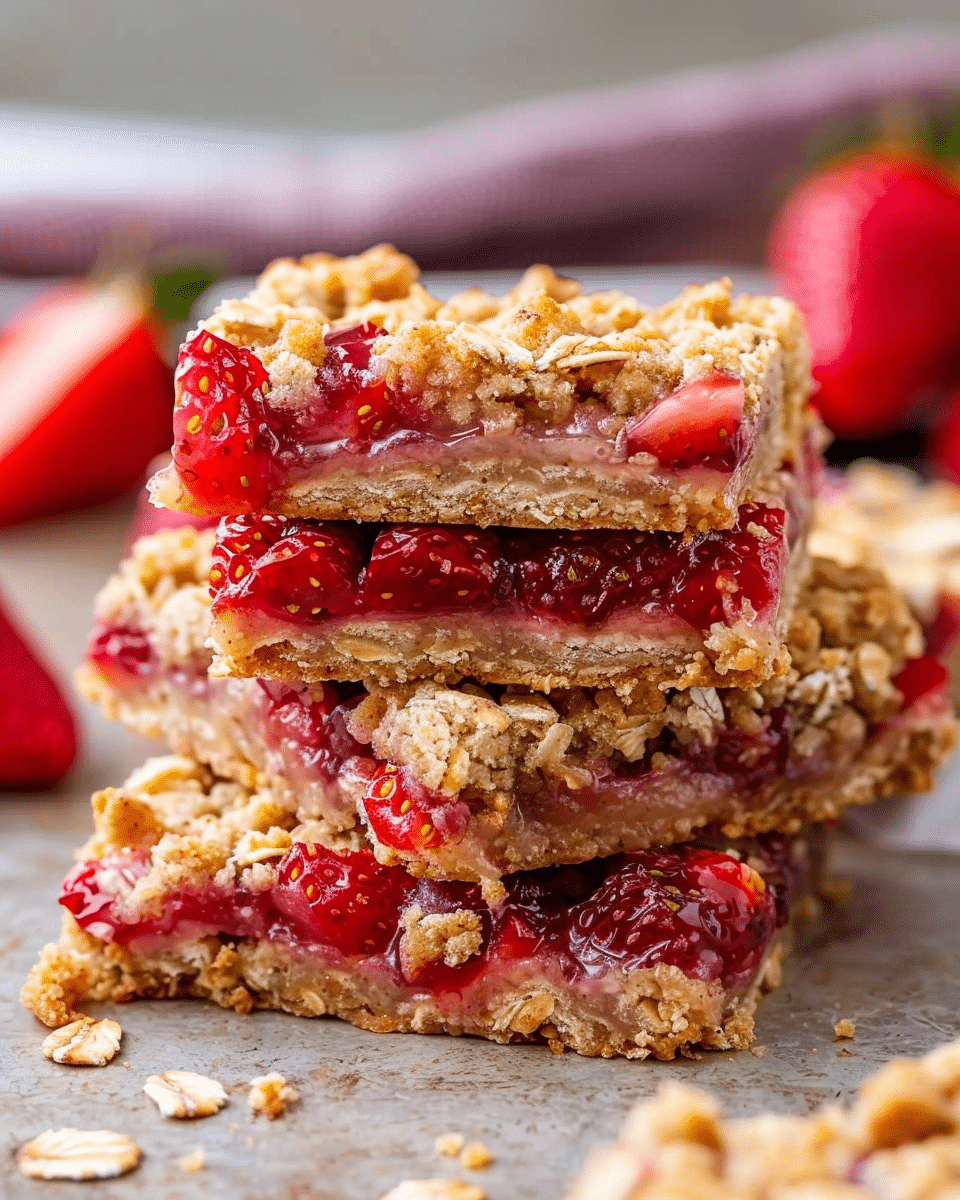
[170,330,757,512]
[209,503,787,633]
[60,836,797,992]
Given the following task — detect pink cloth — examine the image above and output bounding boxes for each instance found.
[3,26,960,273]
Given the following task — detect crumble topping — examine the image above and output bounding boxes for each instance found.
[92,527,216,671]
[814,462,960,620]
[248,1072,298,1119]
[459,1142,495,1171]
[399,907,484,974]
[569,1039,960,1199]
[834,1018,856,1039]
[350,558,920,801]
[435,1133,466,1157]
[196,244,810,434]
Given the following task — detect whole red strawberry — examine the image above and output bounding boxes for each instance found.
[769,152,960,439]
[173,331,280,510]
[0,281,173,527]
[0,592,77,790]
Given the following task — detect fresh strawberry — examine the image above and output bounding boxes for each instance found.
[209,514,363,620]
[0,280,173,526]
[361,525,500,613]
[892,655,949,709]
[0,593,77,789]
[173,331,280,510]
[361,763,468,854]
[623,373,746,470]
[769,152,960,439]
[274,842,414,955]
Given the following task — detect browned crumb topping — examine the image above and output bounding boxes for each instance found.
[399,907,484,975]
[196,244,810,433]
[834,1018,856,1039]
[459,1142,495,1171]
[814,461,960,621]
[568,1039,960,1200]
[434,1133,466,1158]
[248,1073,298,1120]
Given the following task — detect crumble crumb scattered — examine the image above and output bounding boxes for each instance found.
[40,1016,122,1066]
[379,1181,486,1200]
[248,1072,298,1119]
[179,1149,206,1173]
[459,1141,495,1170]
[143,1070,228,1119]
[434,1133,465,1157]
[834,1018,857,1039]
[750,1045,767,1059]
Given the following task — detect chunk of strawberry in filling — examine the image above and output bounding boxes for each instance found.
[61,838,793,992]
[892,655,949,709]
[209,505,784,632]
[361,763,471,852]
[87,623,155,680]
[622,372,749,471]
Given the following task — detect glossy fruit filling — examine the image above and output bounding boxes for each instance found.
[60,836,795,991]
[209,503,787,633]
[170,327,754,511]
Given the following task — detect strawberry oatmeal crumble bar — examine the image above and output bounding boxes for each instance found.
[21,756,814,1061]
[568,1037,960,1198]
[204,486,809,692]
[77,527,955,885]
[814,461,960,706]
[148,246,813,532]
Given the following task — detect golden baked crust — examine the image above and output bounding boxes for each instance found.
[148,247,814,530]
[568,1037,960,1197]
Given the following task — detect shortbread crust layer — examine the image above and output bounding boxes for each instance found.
[79,528,956,883]
[149,246,813,531]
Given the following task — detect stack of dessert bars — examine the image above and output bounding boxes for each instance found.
[24,246,956,1060]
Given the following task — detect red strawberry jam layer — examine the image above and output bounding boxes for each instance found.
[167,327,758,517]
[60,835,798,993]
[209,502,788,634]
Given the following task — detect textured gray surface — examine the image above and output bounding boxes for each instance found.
[1,270,959,1198]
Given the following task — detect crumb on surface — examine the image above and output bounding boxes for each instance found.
[179,1149,206,1173]
[248,1072,299,1120]
[834,1018,856,1039]
[459,1141,495,1170]
[750,1045,767,1058]
[434,1133,465,1157]
[378,1181,486,1200]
